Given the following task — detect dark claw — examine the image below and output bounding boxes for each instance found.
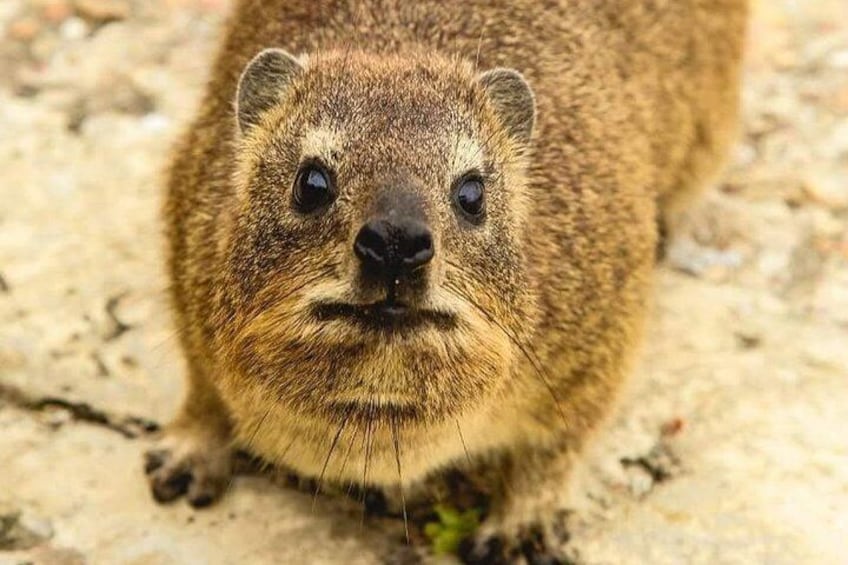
[459,535,508,565]
[152,469,192,503]
[521,526,562,565]
[143,450,167,474]
[187,477,224,508]
[188,491,215,508]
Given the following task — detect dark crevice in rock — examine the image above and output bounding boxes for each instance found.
[0,383,159,439]
[0,510,51,551]
[103,292,133,341]
[621,442,682,485]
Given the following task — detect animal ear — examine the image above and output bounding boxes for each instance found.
[236,48,304,134]
[477,68,536,145]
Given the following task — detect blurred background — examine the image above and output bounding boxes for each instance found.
[0,0,846,563]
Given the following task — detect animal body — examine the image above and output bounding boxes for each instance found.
[145,0,747,561]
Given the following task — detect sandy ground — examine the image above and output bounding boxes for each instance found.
[1,0,846,563]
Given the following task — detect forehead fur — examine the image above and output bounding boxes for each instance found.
[301,126,344,167]
[301,50,479,125]
[265,50,499,176]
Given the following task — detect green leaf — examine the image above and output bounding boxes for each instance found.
[424,504,483,555]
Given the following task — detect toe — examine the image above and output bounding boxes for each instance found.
[187,490,215,508]
[187,475,227,508]
[143,449,168,475]
[520,527,562,565]
[151,466,192,503]
[459,535,508,565]
[143,431,233,508]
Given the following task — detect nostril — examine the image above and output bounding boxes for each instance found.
[354,221,388,268]
[401,228,434,270]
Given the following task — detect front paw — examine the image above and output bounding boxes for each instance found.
[459,518,573,565]
[143,429,233,508]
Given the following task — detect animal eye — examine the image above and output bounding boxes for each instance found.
[293,163,335,213]
[454,175,485,220]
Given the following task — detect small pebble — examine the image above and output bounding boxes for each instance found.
[59,16,89,40]
[802,172,848,210]
[828,49,848,69]
[140,113,170,133]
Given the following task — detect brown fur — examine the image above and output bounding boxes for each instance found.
[146,0,747,559]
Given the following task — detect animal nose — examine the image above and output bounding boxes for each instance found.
[354,217,434,276]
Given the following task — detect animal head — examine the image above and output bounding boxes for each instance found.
[216,48,539,428]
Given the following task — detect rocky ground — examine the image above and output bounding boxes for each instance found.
[1,1,846,564]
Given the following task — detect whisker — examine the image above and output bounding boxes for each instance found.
[473,21,487,73]
[455,419,473,466]
[244,262,341,321]
[273,422,302,474]
[390,417,409,543]
[442,275,570,430]
[337,418,361,486]
[149,325,183,355]
[359,394,376,526]
[312,414,348,511]
[245,402,272,452]
[258,391,301,482]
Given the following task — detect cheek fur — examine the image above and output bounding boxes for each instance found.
[224,193,350,301]
[441,196,533,339]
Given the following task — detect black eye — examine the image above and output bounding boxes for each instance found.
[454,176,485,220]
[293,163,335,213]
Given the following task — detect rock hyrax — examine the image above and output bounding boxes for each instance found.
[145,0,747,561]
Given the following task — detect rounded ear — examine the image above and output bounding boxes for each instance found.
[477,68,536,145]
[236,48,304,134]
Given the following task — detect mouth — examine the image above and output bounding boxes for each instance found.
[311,299,457,332]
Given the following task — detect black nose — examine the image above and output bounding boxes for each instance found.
[354,217,434,276]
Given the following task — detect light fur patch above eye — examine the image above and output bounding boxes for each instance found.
[301,126,345,166]
[450,134,484,177]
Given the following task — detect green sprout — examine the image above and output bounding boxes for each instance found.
[423,504,482,555]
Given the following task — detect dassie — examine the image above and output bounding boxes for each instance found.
[145,0,747,561]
